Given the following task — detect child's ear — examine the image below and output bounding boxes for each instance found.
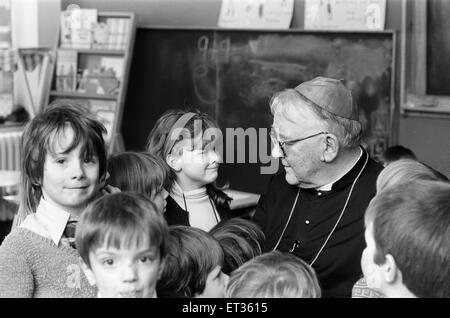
[382,254,399,284]
[81,262,97,286]
[166,153,181,172]
[99,171,109,187]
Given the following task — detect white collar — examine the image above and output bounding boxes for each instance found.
[171,181,207,199]
[316,148,363,191]
[20,197,72,245]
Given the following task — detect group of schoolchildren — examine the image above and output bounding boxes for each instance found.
[0,99,448,298]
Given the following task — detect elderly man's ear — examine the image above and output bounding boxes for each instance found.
[321,133,339,162]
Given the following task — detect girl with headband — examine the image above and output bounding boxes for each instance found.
[146,109,231,231]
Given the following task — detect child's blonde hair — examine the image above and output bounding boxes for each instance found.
[376,159,447,192]
[15,100,107,226]
[226,250,321,298]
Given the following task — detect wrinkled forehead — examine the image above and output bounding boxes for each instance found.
[272,106,323,138]
[273,98,319,122]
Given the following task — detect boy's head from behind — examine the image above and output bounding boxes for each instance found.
[226,250,321,298]
[76,192,169,298]
[376,159,444,193]
[209,217,265,275]
[362,180,450,298]
[107,151,169,213]
[20,100,107,217]
[157,225,228,298]
[146,109,222,190]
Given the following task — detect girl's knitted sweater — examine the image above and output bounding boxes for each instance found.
[0,228,96,298]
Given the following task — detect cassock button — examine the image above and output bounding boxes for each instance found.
[305,220,310,225]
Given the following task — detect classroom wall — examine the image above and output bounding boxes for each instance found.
[61,0,449,177]
[61,0,402,30]
[399,116,450,177]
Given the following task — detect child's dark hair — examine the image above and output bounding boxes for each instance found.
[156,225,224,298]
[17,100,107,225]
[382,145,417,164]
[107,151,169,197]
[146,109,231,213]
[76,192,170,268]
[210,218,265,275]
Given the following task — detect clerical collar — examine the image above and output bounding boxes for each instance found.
[315,147,363,191]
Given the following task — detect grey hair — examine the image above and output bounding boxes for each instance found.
[270,89,362,148]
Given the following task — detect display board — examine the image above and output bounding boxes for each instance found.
[123,28,395,193]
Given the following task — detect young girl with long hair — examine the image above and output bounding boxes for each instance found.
[146,109,231,231]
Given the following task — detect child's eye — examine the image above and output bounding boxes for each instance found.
[102,258,115,267]
[139,256,155,264]
[84,156,98,164]
[56,158,66,164]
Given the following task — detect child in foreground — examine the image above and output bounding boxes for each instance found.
[0,100,107,297]
[76,192,169,298]
[360,180,450,298]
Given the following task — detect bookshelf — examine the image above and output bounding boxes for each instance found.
[46,10,135,154]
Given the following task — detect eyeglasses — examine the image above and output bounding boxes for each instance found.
[269,128,329,157]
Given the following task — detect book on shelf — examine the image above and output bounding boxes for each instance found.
[105,17,130,50]
[76,55,123,95]
[56,49,77,91]
[100,56,124,81]
[60,8,98,49]
[60,10,72,48]
[60,10,131,50]
[92,22,109,49]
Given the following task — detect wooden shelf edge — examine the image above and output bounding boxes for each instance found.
[401,105,450,119]
[0,124,25,133]
[58,47,125,55]
[50,91,117,101]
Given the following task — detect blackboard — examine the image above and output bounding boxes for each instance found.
[122,28,395,194]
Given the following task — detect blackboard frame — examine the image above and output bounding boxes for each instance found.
[402,0,450,117]
[123,26,396,193]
